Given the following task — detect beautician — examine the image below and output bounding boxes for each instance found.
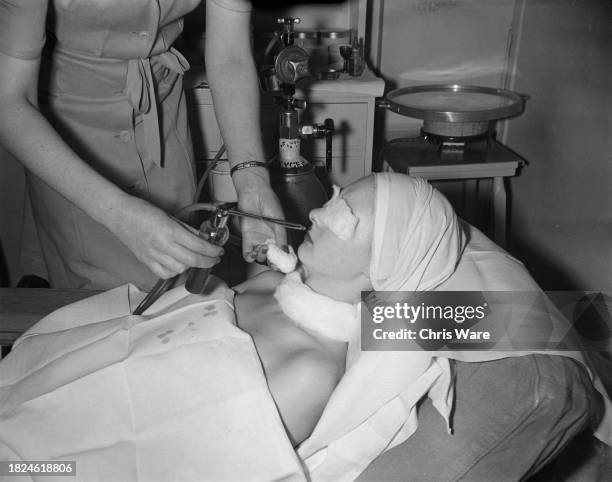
[0,0,284,290]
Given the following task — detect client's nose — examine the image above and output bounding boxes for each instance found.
[309,209,321,225]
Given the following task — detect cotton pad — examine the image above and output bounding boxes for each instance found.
[265,240,298,273]
[316,185,358,240]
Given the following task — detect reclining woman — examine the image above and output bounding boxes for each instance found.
[1,173,609,481]
[239,172,609,480]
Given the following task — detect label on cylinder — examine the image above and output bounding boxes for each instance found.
[279,138,308,169]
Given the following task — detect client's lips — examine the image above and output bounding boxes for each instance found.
[303,233,312,243]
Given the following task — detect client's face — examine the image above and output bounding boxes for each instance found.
[298,176,374,281]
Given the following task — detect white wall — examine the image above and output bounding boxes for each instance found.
[503,0,612,292]
[372,0,516,135]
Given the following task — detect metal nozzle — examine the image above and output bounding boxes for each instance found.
[226,207,307,231]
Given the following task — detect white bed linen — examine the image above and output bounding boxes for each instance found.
[0,282,304,481]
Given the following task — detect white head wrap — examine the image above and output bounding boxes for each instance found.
[370,173,466,291]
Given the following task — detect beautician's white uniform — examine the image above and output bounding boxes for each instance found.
[0,0,251,290]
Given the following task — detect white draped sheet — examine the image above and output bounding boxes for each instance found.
[0,283,304,481]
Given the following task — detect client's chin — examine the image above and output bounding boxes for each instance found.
[296,236,311,260]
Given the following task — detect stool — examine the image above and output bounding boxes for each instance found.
[381,136,523,246]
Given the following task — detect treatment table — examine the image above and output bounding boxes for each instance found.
[1,287,610,479]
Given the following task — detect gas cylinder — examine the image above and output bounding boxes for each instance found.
[271,134,329,247]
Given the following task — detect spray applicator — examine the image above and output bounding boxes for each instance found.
[132,204,307,315]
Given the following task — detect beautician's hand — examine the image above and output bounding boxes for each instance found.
[234,175,287,262]
[114,197,224,279]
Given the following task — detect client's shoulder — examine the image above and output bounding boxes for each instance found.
[233,269,285,294]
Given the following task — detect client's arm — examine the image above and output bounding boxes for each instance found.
[234,271,346,445]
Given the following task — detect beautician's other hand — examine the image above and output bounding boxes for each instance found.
[234,171,287,262]
[114,197,223,279]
